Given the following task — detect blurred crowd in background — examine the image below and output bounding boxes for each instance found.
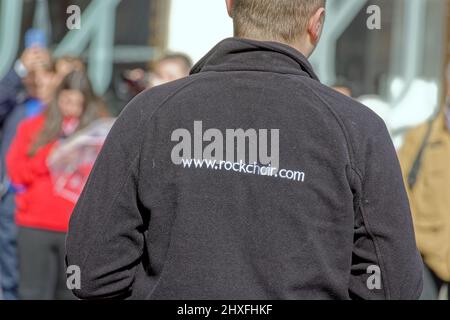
[1,0,450,300]
[0,26,191,300]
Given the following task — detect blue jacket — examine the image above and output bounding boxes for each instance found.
[0,70,23,128]
[0,69,43,195]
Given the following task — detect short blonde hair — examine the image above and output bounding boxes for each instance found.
[232,0,326,43]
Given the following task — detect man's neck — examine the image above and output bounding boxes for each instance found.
[234,35,312,58]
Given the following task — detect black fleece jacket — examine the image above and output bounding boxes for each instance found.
[66,38,423,300]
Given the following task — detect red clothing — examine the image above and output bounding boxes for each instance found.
[6,115,75,232]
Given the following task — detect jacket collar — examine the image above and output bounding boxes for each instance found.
[191,37,320,82]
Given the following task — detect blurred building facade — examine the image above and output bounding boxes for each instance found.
[0,0,169,113]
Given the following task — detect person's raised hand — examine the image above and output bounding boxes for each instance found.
[20,47,51,72]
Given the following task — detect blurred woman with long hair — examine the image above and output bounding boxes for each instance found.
[6,70,106,300]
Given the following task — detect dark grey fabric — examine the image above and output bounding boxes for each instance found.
[66,38,423,300]
[18,227,74,300]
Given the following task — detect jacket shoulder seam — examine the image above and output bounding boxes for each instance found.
[135,76,206,186]
[301,81,356,169]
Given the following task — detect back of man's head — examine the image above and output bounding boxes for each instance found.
[229,0,326,54]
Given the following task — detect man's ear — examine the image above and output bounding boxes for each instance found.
[307,7,326,45]
[225,0,234,18]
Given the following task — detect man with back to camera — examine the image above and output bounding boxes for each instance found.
[66,0,423,300]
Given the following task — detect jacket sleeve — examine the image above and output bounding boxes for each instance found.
[66,96,148,300]
[6,121,52,186]
[0,69,22,127]
[348,120,423,300]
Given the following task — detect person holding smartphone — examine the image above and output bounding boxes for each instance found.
[0,29,51,300]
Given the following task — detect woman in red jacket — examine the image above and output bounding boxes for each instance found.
[7,70,105,299]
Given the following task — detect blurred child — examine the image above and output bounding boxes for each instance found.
[149,53,192,87]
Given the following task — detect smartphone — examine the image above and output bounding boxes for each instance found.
[25,28,47,49]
